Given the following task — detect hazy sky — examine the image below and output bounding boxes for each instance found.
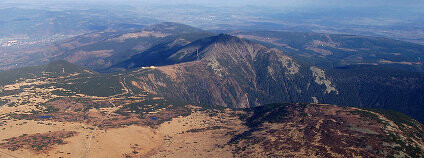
[146,0,424,8]
[7,0,424,8]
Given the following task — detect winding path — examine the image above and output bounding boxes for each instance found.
[81,100,117,158]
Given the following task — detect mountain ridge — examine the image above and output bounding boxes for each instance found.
[129,34,325,108]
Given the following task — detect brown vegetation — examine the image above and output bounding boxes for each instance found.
[0,131,77,153]
[231,104,424,158]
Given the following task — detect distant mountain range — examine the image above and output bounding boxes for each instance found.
[233,31,424,72]
[1,22,424,123]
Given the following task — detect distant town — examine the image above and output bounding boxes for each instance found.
[0,34,75,48]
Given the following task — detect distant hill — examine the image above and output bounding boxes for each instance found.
[108,32,215,71]
[0,60,93,86]
[0,22,211,71]
[46,22,212,72]
[233,31,424,72]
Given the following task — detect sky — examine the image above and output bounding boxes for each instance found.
[6,0,424,8]
[153,0,424,8]
[0,0,423,44]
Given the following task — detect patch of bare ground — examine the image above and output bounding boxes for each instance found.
[83,125,162,158]
[114,31,168,42]
[0,120,162,158]
[146,108,247,158]
[379,59,420,65]
[0,108,177,158]
[0,119,94,158]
